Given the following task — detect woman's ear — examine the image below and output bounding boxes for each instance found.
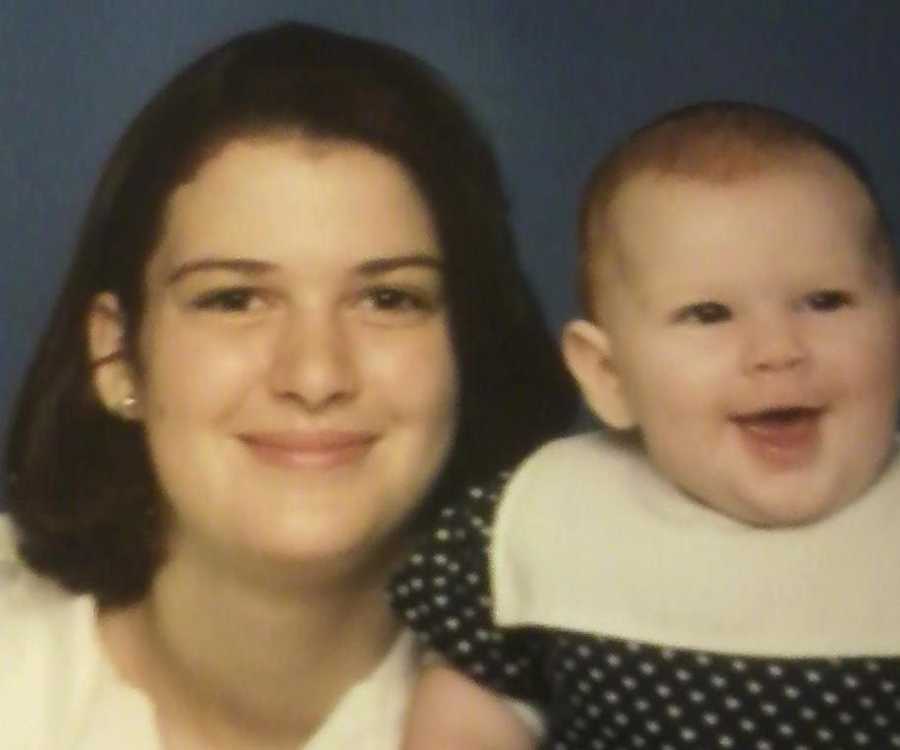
[87,292,142,420]
[561,319,636,430]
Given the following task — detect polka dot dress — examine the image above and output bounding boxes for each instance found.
[390,477,900,749]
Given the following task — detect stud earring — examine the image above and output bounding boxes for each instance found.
[120,394,138,415]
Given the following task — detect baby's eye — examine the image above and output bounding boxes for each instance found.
[673,301,732,325]
[191,287,264,313]
[803,289,853,312]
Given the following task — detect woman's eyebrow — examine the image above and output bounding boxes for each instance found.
[166,253,442,285]
[357,254,443,275]
[166,258,274,285]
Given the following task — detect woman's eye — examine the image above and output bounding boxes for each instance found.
[804,289,853,312]
[674,301,731,325]
[359,285,437,322]
[191,287,262,313]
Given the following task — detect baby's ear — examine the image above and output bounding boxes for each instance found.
[561,319,636,430]
[86,292,142,420]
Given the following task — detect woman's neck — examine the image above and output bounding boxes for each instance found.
[99,535,401,749]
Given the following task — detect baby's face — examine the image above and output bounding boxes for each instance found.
[593,157,900,526]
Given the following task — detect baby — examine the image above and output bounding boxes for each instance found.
[391,101,900,749]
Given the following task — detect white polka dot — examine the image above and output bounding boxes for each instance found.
[639,662,656,675]
[665,704,683,719]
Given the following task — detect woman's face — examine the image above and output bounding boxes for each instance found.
[130,136,459,576]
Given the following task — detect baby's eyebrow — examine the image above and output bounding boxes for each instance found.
[166,258,273,285]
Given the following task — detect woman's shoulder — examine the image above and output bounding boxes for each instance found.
[0,515,159,748]
[0,514,79,617]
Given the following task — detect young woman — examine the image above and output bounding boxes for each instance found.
[1,22,576,749]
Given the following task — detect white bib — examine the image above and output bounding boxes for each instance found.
[491,433,900,657]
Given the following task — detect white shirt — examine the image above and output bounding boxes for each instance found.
[0,519,418,749]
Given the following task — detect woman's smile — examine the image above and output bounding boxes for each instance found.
[238,429,380,470]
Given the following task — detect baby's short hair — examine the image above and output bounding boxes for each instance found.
[578,101,894,318]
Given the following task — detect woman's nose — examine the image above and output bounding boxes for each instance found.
[268,311,359,410]
[741,313,808,374]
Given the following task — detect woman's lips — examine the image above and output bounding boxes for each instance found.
[238,430,378,470]
[732,407,822,469]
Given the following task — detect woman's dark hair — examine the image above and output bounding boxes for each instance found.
[4,22,577,605]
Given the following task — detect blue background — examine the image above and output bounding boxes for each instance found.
[3,1,899,454]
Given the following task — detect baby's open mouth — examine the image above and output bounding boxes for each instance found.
[732,407,822,466]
